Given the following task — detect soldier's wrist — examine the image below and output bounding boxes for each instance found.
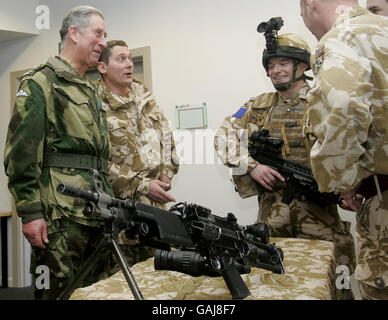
[247,159,260,174]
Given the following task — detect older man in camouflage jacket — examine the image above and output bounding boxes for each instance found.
[4,6,113,299]
[214,32,356,299]
[300,0,388,300]
[96,40,179,267]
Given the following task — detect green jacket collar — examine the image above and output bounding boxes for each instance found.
[47,56,95,89]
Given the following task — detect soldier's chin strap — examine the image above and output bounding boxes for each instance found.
[273,61,313,92]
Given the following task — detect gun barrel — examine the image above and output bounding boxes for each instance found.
[57,182,98,202]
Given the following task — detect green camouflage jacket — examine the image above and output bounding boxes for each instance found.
[95,78,179,207]
[306,7,388,193]
[4,56,113,227]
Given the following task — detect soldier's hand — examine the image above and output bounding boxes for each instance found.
[158,174,172,191]
[340,183,364,212]
[250,164,285,191]
[22,218,49,249]
[340,192,364,212]
[147,180,176,204]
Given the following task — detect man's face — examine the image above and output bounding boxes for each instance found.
[367,0,388,16]
[100,45,134,88]
[268,57,306,87]
[77,14,107,68]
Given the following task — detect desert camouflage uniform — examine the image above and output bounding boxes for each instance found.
[3,56,115,299]
[96,78,179,268]
[305,7,388,299]
[215,82,355,299]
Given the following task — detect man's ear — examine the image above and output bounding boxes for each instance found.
[305,0,316,12]
[300,62,308,73]
[67,25,79,44]
[97,61,107,74]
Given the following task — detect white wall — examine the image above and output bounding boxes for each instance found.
[0,0,364,286]
[0,0,39,34]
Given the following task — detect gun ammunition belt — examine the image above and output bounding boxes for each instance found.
[43,152,108,174]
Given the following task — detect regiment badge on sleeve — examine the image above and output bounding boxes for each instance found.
[314,47,324,74]
[233,107,247,119]
[16,90,29,97]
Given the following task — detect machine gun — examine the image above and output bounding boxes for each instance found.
[249,129,341,206]
[56,170,284,300]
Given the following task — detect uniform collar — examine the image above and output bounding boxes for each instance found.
[333,6,367,29]
[47,56,94,88]
[95,78,138,111]
[278,82,310,105]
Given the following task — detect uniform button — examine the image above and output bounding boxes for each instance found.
[374,277,385,289]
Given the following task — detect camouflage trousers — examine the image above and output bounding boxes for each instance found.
[30,217,114,300]
[355,190,388,300]
[256,190,356,300]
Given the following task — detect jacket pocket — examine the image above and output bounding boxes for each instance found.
[53,84,93,142]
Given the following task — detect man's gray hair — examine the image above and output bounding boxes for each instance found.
[60,6,104,47]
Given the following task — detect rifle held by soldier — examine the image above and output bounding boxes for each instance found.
[249,129,341,206]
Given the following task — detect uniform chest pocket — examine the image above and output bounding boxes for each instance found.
[108,118,130,148]
[146,111,164,127]
[251,109,268,127]
[52,84,94,142]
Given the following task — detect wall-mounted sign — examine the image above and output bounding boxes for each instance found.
[176,102,208,130]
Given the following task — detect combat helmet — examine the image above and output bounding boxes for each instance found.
[258,17,312,91]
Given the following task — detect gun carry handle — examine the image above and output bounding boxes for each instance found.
[220,256,251,300]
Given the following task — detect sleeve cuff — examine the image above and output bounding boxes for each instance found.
[16,201,43,224]
[159,169,175,180]
[137,178,152,196]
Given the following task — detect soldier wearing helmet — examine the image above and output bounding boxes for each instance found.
[215,19,356,300]
[262,33,312,92]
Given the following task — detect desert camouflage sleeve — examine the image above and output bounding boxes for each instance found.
[214,103,259,177]
[307,29,380,193]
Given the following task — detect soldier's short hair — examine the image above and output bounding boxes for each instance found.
[60,6,104,48]
[99,40,128,64]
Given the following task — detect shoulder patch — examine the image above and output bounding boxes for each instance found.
[233,107,247,119]
[16,90,29,98]
[313,47,324,74]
